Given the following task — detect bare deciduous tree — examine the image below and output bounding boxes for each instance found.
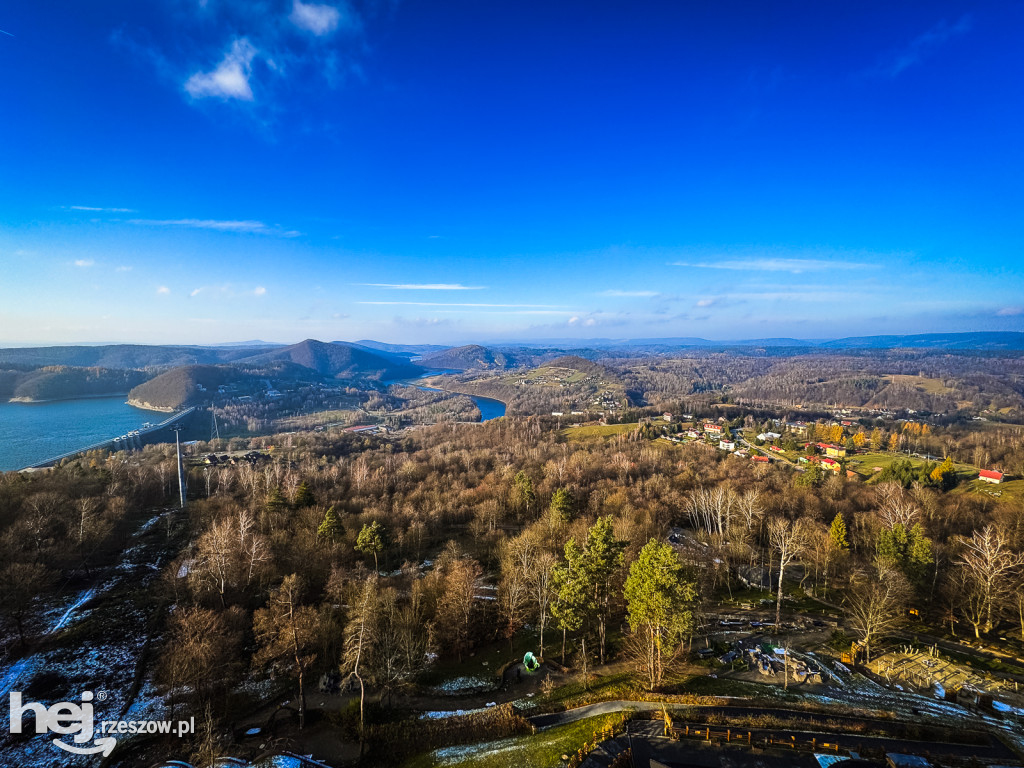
[844,569,911,660]
[954,525,1024,636]
[768,517,798,629]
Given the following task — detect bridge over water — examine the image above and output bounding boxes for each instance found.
[23,406,199,469]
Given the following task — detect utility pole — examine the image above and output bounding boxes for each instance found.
[171,423,186,510]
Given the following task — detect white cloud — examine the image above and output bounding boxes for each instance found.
[357,283,487,290]
[67,205,136,213]
[128,218,299,236]
[190,288,204,298]
[696,298,716,307]
[253,286,267,296]
[290,1,342,36]
[184,38,257,101]
[598,289,659,297]
[997,306,1024,317]
[672,258,873,274]
[74,259,94,267]
[115,265,132,272]
[357,301,564,308]
[157,286,171,295]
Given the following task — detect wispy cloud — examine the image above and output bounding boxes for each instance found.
[66,205,136,213]
[128,218,300,237]
[672,257,874,274]
[358,301,564,308]
[157,286,171,295]
[997,306,1024,317]
[695,298,716,307]
[115,266,133,272]
[74,259,95,268]
[190,284,269,299]
[598,289,659,297]
[290,1,353,36]
[875,15,972,77]
[185,38,257,101]
[431,310,576,316]
[356,283,487,290]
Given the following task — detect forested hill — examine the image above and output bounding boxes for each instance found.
[128,365,240,410]
[1,366,150,401]
[0,343,282,369]
[418,344,517,370]
[236,339,421,379]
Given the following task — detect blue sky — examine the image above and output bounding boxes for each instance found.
[0,1,1022,345]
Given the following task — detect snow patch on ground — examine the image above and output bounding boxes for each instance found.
[420,707,489,719]
[430,675,493,694]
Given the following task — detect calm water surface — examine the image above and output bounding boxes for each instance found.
[0,397,153,471]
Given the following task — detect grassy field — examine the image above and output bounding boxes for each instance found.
[846,451,981,484]
[401,713,628,768]
[962,477,1024,503]
[886,374,956,395]
[560,423,638,443]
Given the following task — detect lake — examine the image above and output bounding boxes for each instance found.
[412,385,506,421]
[0,397,153,471]
[391,370,507,422]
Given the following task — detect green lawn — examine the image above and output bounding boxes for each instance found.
[962,477,1024,503]
[401,713,629,768]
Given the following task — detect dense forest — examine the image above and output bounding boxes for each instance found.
[0,365,150,401]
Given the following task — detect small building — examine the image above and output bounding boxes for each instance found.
[757,431,782,442]
[817,443,847,458]
[704,423,723,435]
[685,429,700,439]
[751,455,769,463]
[979,469,1004,484]
[551,411,564,417]
[662,412,673,421]
[769,445,783,453]
[718,440,736,451]
[820,457,841,472]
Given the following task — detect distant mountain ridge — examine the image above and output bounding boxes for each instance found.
[2,332,1023,375]
[0,344,281,369]
[817,332,1024,350]
[237,339,421,379]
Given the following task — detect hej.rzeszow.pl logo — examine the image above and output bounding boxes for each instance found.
[9,690,194,756]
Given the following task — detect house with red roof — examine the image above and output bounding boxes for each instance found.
[979,469,1004,484]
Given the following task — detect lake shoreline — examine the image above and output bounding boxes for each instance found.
[8,391,131,405]
[125,398,177,413]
